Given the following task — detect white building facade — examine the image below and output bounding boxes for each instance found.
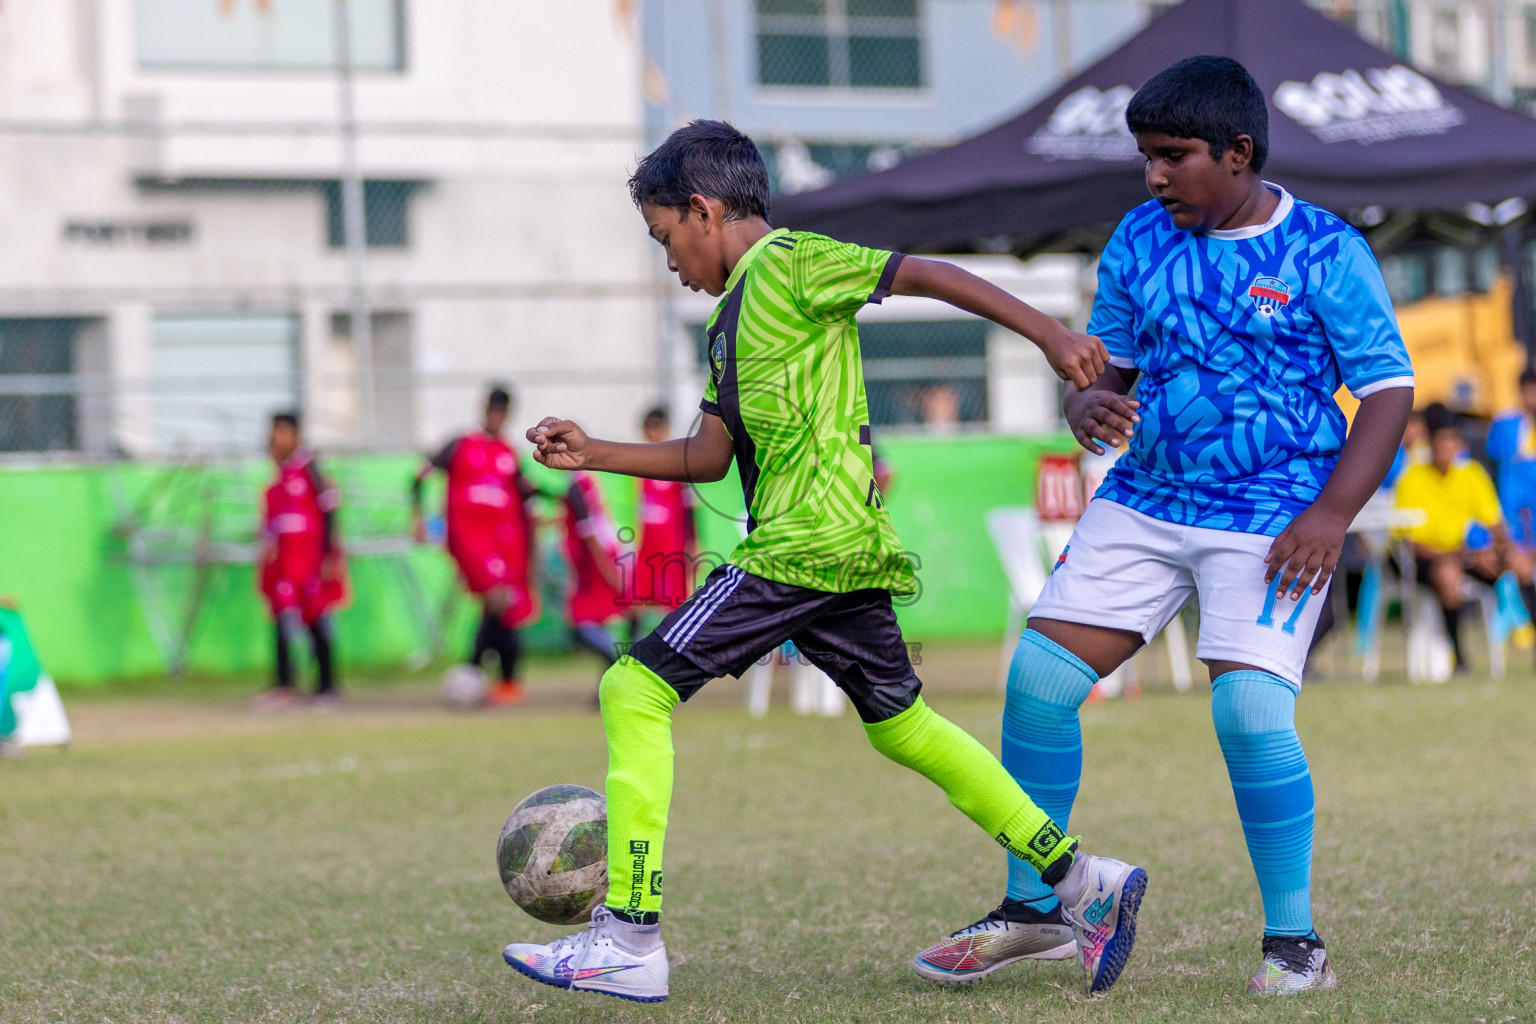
[0,0,660,457]
[6,0,1520,457]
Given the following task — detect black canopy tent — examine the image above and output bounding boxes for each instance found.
[772,0,1536,260]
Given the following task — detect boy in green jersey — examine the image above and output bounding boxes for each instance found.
[501,120,1147,1003]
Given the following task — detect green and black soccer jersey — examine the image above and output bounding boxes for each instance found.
[701,228,916,595]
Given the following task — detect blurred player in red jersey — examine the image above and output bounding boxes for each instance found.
[413,386,540,706]
[631,407,699,615]
[254,412,348,711]
[564,470,629,681]
[872,444,895,498]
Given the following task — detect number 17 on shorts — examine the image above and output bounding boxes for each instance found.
[1030,501,1329,685]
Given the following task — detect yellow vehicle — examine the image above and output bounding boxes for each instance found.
[1337,261,1526,420]
[1394,275,1526,415]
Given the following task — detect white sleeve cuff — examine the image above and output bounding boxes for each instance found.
[1108,356,1137,369]
[1350,375,1415,400]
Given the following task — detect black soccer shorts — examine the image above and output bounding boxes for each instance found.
[628,563,921,723]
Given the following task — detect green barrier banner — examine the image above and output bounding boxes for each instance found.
[0,435,1076,685]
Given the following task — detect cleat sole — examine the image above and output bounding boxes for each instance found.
[1088,867,1147,996]
[912,940,1078,986]
[574,983,670,1003]
[502,949,668,1003]
[1025,940,1079,962]
[503,951,572,991]
[1248,957,1338,995]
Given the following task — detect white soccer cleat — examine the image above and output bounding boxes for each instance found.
[912,900,1077,985]
[1054,852,1148,995]
[1248,933,1338,994]
[502,906,669,1003]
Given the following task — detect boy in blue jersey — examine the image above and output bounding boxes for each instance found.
[1485,368,1536,634]
[914,57,1414,994]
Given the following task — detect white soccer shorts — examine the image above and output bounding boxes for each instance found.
[1029,499,1329,685]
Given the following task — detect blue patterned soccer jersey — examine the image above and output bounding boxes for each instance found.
[1088,185,1415,536]
[1486,413,1536,546]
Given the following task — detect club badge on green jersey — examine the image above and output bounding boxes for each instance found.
[709,336,725,386]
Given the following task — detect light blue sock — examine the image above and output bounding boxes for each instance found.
[1001,630,1097,911]
[1211,670,1315,938]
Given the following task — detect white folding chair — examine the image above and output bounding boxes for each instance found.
[986,507,1050,691]
[746,648,846,718]
[734,506,848,717]
[746,655,774,718]
[1348,500,1426,682]
[985,506,1192,693]
[792,660,846,717]
[1405,580,1505,683]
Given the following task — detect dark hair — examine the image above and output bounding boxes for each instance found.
[486,385,512,410]
[271,411,300,431]
[1126,56,1269,173]
[642,405,669,425]
[1422,402,1457,435]
[628,120,771,222]
[1520,367,1536,387]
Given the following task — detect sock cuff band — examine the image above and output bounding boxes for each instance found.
[862,694,929,741]
[1038,840,1079,888]
[1018,629,1099,683]
[1211,668,1299,697]
[602,657,681,712]
[609,908,660,925]
[1211,669,1301,739]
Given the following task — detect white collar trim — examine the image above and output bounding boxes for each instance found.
[1205,183,1292,240]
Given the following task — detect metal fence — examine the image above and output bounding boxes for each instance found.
[5,0,1534,462]
[0,95,1080,463]
[0,316,1063,460]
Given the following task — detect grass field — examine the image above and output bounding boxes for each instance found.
[3,647,1534,1024]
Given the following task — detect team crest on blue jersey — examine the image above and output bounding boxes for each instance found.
[1247,277,1291,318]
[709,335,725,384]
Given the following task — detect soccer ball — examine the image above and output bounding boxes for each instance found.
[440,664,488,708]
[497,784,608,925]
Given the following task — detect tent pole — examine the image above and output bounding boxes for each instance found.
[1388,0,1411,57]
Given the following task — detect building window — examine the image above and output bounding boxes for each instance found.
[1380,253,1428,306]
[757,0,923,90]
[136,0,405,72]
[1522,8,1536,83]
[151,315,299,454]
[329,310,416,446]
[0,319,83,453]
[1428,8,1461,80]
[323,181,415,248]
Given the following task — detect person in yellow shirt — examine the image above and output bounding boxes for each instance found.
[1395,404,1535,669]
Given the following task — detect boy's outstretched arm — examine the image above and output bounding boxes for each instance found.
[527,413,734,483]
[1265,387,1415,599]
[891,257,1108,390]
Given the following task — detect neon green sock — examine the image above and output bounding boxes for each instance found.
[599,657,680,918]
[864,696,1078,875]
